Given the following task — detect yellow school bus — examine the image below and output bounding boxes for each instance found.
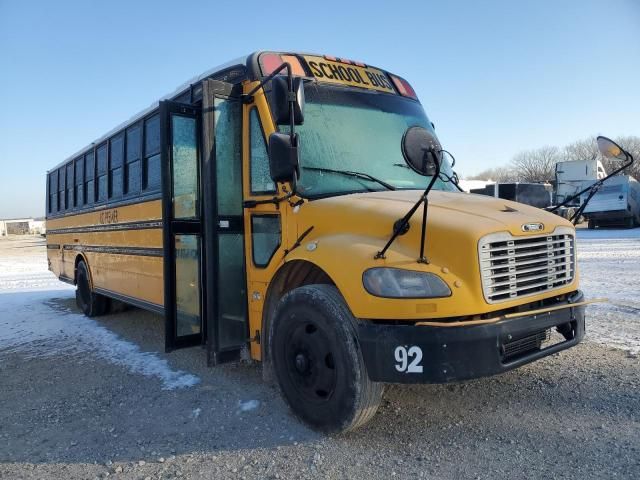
[46,51,590,433]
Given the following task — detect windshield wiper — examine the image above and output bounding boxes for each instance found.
[302,166,396,191]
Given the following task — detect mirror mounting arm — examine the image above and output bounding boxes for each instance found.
[374,149,441,261]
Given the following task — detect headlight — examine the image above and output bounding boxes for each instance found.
[362,268,452,298]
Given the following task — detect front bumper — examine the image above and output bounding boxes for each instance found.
[357,290,585,384]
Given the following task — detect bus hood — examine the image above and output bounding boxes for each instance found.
[299,189,571,243]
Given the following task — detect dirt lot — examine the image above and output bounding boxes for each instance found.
[1,236,639,479]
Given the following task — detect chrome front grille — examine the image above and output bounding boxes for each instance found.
[478,227,575,304]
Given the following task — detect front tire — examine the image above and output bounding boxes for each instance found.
[75,260,109,317]
[270,284,382,433]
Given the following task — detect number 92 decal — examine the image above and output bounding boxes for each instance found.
[394,345,423,373]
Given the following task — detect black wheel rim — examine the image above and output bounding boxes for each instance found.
[283,319,337,404]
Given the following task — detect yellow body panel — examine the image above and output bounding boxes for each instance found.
[46,199,164,307]
[280,190,579,320]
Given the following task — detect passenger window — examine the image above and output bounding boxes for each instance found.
[144,115,161,191]
[58,167,65,211]
[74,157,84,207]
[49,171,58,213]
[126,124,142,195]
[251,215,281,267]
[66,163,74,209]
[85,151,95,205]
[96,144,108,202]
[250,109,275,194]
[109,133,124,199]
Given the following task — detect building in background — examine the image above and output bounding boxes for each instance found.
[0,218,46,236]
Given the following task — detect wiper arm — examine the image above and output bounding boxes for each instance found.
[302,166,396,191]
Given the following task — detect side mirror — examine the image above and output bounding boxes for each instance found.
[401,126,442,176]
[268,132,299,183]
[597,136,628,161]
[272,76,305,125]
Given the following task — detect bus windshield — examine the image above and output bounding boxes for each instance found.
[277,83,457,199]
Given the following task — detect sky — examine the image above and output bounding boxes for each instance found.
[0,0,638,218]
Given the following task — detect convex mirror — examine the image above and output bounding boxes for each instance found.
[597,136,627,161]
[401,126,442,176]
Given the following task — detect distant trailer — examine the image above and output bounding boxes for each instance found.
[470,183,553,209]
[555,159,607,205]
[582,175,640,228]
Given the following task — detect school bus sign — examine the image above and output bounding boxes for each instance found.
[302,55,396,93]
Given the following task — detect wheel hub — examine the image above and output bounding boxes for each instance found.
[294,352,309,373]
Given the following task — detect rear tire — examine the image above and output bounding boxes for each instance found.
[587,219,596,229]
[270,284,382,433]
[75,260,109,317]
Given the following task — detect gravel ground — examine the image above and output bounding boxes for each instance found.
[1,236,639,479]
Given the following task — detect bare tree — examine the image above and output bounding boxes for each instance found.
[510,146,560,182]
[563,138,599,162]
[466,166,517,182]
[614,135,640,179]
[463,136,640,184]
[563,135,640,179]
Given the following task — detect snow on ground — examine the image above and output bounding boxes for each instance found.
[576,227,640,354]
[0,237,199,390]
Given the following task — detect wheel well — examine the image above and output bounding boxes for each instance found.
[261,260,335,378]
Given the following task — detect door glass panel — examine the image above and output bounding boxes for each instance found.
[172,115,199,219]
[217,234,247,349]
[214,98,242,216]
[174,234,201,337]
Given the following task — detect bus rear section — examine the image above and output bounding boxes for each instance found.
[46,51,588,433]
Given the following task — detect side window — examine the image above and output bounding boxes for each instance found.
[250,109,276,194]
[74,157,84,207]
[58,167,65,211]
[96,144,108,202]
[109,133,124,199]
[66,163,74,209]
[85,151,95,205]
[126,123,142,195]
[251,215,281,267]
[144,114,161,191]
[49,171,58,213]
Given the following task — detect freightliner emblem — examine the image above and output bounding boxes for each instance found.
[521,222,544,232]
